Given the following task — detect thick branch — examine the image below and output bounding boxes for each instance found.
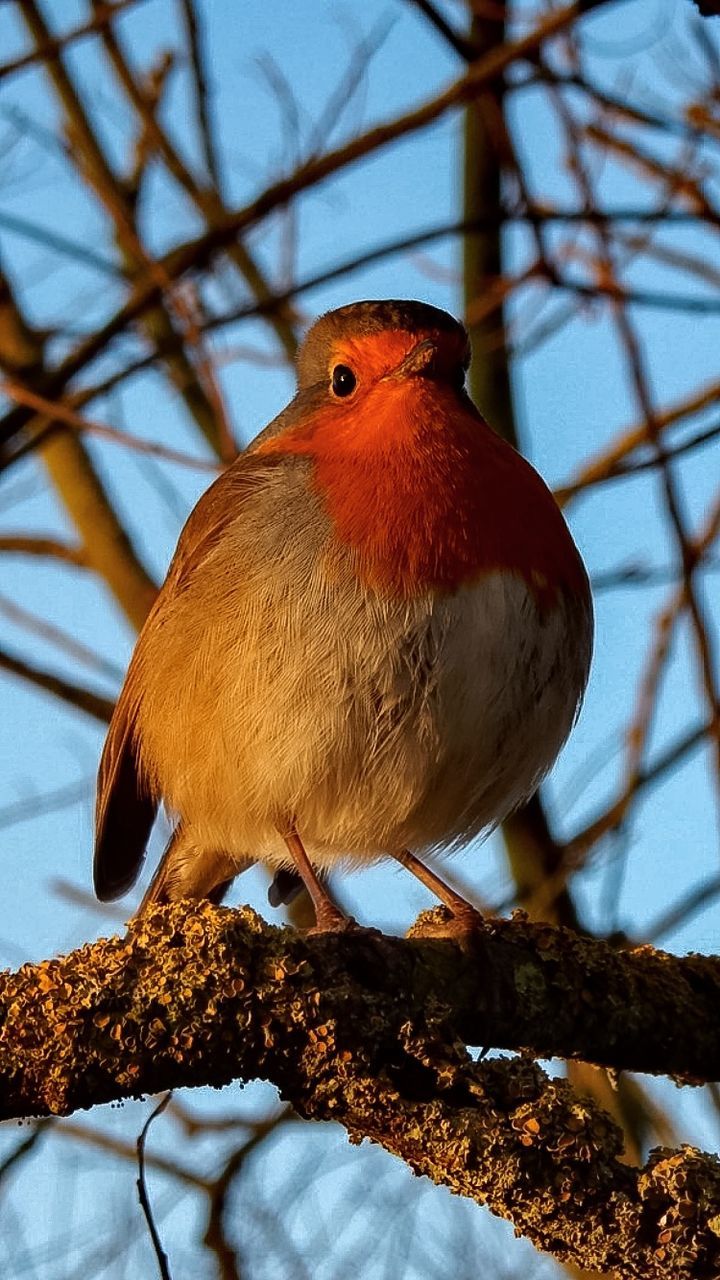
[0,254,156,631]
[3,903,720,1276]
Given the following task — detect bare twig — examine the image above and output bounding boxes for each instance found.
[0,0,619,452]
[0,0,150,84]
[0,1120,51,1188]
[137,1093,174,1280]
[0,535,88,567]
[0,592,124,680]
[177,0,221,189]
[1,381,220,472]
[0,647,114,722]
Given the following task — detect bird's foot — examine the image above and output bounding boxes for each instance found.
[306,903,377,935]
[406,903,483,942]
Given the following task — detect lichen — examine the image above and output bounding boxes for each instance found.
[1,900,719,1277]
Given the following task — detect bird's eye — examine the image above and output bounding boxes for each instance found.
[453,365,467,391]
[331,364,357,398]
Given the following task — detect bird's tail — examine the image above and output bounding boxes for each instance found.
[135,825,254,918]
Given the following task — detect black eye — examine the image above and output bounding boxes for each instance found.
[453,365,467,391]
[331,364,357,397]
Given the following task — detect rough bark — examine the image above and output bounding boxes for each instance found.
[2,902,720,1277]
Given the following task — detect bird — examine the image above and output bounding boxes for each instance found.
[94,299,593,932]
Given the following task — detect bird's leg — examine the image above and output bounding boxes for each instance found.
[280,827,350,932]
[392,848,482,932]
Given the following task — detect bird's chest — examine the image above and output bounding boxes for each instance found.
[305,437,587,626]
[281,565,583,855]
[340,571,562,755]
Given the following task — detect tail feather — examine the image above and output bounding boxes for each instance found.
[268,867,304,907]
[135,826,254,918]
[94,651,156,902]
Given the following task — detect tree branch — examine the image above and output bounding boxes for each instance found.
[0,647,114,721]
[0,0,621,455]
[3,902,720,1277]
[0,535,89,567]
[0,0,149,84]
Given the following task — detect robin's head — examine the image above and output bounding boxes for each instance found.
[258,299,589,603]
[296,300,471,403]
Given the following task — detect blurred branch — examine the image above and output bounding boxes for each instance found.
[0,253,156,632]
[0,647,114,721]
[0,0,619,457]
[39,426,158,629]
[0,535,89,567]
[557,375,720,506]
[50,876,128,919]
[0,0,149,84]
[561,493,720,870]
[93,0,298,361]
[2,903,720,1276]
[644,874,720,943]
[1,381,220,473]
[0,209,120,277]
[56,1116,208,1190]
[177,0,221,189]
[526,718,714,921]
[0,781,91,832]
[552,85,720,784]
[0,591,124,680]
[409,0,478,60]
[0,1119,51,1188]
[18,0,233,460]
[203,1104,295,1280]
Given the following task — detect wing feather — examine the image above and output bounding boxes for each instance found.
[93,451,289,901]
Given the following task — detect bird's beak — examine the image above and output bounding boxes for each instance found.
[387,338,438,380]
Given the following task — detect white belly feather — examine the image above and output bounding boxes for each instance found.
[135,554,589,872]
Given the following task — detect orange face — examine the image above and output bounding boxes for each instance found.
[325,327,470,396]
[259,326,587,608]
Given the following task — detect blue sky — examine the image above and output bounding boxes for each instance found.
[0,0,719,1275]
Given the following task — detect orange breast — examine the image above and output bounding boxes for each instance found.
[258,382,589,609]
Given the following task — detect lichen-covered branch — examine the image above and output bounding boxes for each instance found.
[2,903,720,1276]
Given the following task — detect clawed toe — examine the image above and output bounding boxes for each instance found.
[307,908,362,935]
[407,903,483,940]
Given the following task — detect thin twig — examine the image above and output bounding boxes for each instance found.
[0,592,124,680]
[177,0,221,189]
[408,0,477,60]
[0,779,91,832]
[1,381,219,472]
[0,0,150,84]
[137,1092,174,1280]
[0,1120,51,1188]
[0,647,114,722]
[0,0,618,448]
[0,535,88,567]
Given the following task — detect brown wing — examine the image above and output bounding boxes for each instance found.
[93,451,290,901]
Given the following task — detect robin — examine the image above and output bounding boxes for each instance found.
[94,299,593,931]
